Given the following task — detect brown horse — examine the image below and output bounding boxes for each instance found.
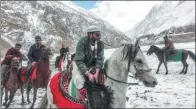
[147,45,195,75]
[24,47,52,108]
[2,57,23,108]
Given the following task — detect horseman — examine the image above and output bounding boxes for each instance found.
[26,36,45,77]
[55,44,70,72]
[162,34,175,62]
[1,43,23,85]
[73,25,104,102]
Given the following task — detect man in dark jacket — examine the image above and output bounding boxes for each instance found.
[1,43,23,85]
[163,35,175,61]
[72,25,104,102]
[55,44,70,71]
[26,36,45,76]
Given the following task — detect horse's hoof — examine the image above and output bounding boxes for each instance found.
[5,104,9,109]
[165,73,168,75]
[27,100,31,104]
[21,102,25,105]
[3,102,6,106]
[30,105,34,109]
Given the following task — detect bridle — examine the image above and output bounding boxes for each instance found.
[103,39,152,85]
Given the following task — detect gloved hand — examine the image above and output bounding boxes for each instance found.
[6,55,13,59]
[79,88,87,102]
[32,61,36,66]
[87,71,95,82]
[94,69,100,83]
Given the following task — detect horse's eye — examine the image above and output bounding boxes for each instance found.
[136,59,143,64]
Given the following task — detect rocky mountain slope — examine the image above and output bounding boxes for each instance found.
[1,1,130,57]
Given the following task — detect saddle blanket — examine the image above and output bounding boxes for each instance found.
[50,72,84,108]
[167,50,182,62]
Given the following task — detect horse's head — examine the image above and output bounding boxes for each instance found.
[41,47,53,60]
[84,82,114,109]
[10,57,22,70]
[147,45,155,55]
[147,45,161,56]
[122,39,158,87]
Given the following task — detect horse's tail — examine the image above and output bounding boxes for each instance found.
[187,50,196,62]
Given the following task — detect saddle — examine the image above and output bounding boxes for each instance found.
[170,50,177,56]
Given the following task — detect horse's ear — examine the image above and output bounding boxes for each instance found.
[134,38,140,48]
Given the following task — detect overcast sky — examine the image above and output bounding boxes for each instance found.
[89,1,163,32]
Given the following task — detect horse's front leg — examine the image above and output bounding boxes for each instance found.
[30,88,38,108]
[163,62,168,75]
[156,61,162,74]
[3,88,8,106]
[27,85,32,104]
[5,90,16,108]
[20,86,25,105]
[1,87,4,105]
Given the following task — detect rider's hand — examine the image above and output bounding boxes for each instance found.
[94,69,100,83]
[32,61,36,66]
[87,72,95,82]
[6,55,13,59]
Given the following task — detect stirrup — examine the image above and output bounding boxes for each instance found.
[79,88,87,103]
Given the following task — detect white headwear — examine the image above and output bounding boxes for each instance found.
[86,25,101,33]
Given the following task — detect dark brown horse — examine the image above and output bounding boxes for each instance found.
[147,45,195,75]
[25,47,52,108]
[2,57,23,108]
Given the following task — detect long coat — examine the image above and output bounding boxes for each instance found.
[75,36,104,74]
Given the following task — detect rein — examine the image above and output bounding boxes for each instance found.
[105,74,139,85]
[101,41,113,47]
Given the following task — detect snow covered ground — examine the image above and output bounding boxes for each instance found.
[126,42,195,108]
[1,42,195,108]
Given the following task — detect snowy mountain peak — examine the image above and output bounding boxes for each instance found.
[125,1,195,39]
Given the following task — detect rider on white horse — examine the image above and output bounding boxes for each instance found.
[55,44,70,72]
[72,25,104,102]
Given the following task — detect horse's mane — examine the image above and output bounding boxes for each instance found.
[122,44,133,60]
[84,81,114,109]
[152,45,162,52]
[103,60,108,78]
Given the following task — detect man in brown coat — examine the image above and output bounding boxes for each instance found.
[162,35,175,61]
[1,43,23,84]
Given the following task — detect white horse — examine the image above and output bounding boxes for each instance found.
[46,40,158,108]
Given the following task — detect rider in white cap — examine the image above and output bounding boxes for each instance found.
[72,25,104,102]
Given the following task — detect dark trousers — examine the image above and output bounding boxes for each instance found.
[26,62,33,77]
